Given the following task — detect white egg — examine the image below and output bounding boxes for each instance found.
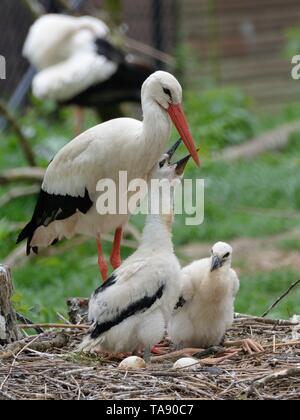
[118,356,146,370]
[173,357,199,370]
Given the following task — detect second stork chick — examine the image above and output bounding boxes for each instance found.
[169,242,239,349]
[169,242,264,354]
[79,154,191,357]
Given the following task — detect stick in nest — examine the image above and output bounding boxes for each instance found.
[261,278,300,318]
[0,332,70,360]
[246,366,300,395]
[17,323,89,330]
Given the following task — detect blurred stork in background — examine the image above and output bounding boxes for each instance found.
[23,12,157,132]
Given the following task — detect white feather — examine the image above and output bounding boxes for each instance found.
[23,14,113,100]
[32,51,117,101]
[23,14,109,70]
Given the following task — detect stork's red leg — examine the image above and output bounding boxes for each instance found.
[75,106,84,136]
[96,237,108,282]
[110,227,123,270]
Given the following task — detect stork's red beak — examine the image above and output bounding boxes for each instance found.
[167,104,200,167]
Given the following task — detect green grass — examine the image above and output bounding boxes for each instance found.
[279,239,300,252]
[1,91,300,322]
[237,270,300,320]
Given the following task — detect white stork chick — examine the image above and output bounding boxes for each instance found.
[17,71,199,282]
[78,154,191,357]
[169,242,240,349]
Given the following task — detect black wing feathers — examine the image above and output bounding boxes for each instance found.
[95,38,126,65]
[17,188,93,255]
[94,273,117,296]
[90,284,165,339]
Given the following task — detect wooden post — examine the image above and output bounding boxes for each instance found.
[0,265,20,345]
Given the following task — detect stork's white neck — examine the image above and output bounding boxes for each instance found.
[139,214,174,254]
[139,187,174,254]
[141,97,172,167]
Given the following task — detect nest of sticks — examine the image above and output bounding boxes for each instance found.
[0,315,299,400]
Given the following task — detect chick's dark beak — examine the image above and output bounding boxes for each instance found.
[174,147,200,176]
[160,138,182,168]
[211,255,223,272]
[175,154,192,176]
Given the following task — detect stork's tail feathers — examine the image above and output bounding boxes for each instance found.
[17,188,93,256]
[17,221,38,256]
[77,333,104,354]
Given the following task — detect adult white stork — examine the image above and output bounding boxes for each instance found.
[17,71,200,282]
[23,14,156,123]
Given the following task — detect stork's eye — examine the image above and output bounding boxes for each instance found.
[223,252,230,259]
[163,87,172,98]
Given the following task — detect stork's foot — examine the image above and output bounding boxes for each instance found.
[225,339,264,355]
[241,339,264,354]
[151,338,172,355]
[151,345,169,355]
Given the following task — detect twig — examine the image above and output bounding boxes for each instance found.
[0,101,36,166]
[0,167,44,184]
[262,279,300,318]
[0,389,15,400]
[214,120,300,162]
[0,185,40,207]
[124,36,175,67]
[17,323,89,330]
[4,237,88,269]
[234,315,298,326]
[0,332,69,360]
[151,348,204,362]
[16,313,44,334]
[246,366,300,395]
[0,335,40,390]
[4,231,137,269]
[265,340,300,349]
[4,244,28,269]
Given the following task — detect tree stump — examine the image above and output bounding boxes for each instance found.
[0,265,20,345]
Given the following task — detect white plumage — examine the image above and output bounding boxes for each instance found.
[17,71,199,280]
[23,15,109,69]
[169,242,240,349]
[23,14,113,101]
[32,49,117,102]
[79,159,186,354]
